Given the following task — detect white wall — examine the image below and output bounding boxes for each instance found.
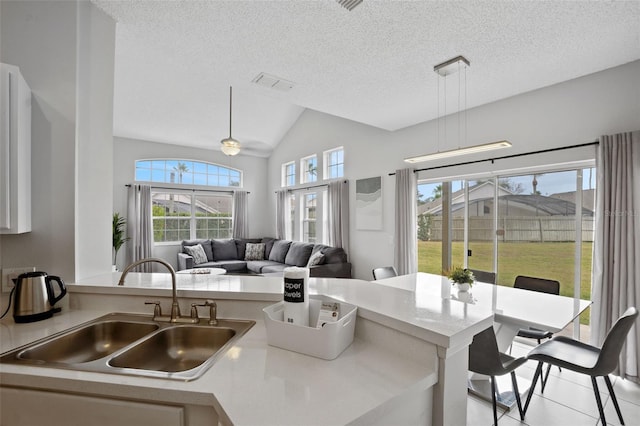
[0,0,115,282]
[75,2,115,279]
[1,1,79,282]
[113,137,270,271]
[269,60,640,280]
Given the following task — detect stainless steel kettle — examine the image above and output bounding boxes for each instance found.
[13,271,67,323]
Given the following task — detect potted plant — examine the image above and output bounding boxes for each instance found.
[112,213,130,271]
[446,266,475,292]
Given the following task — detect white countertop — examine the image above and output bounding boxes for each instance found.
[1,272,495,425]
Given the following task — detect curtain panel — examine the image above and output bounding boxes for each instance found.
[591,130,640,382]
[126,184,153,272]
[327,180,350,256]
[275,190,289,240]
[232,191,249,239]
[394,169,417,275]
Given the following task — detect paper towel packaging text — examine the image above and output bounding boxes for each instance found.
[284,278,305,303]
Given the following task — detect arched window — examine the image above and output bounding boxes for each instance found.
[135,159,242,187]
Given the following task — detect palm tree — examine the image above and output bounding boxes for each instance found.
[173,162,189,184]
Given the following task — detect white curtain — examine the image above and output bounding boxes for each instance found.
[232,191,249,239]
[275,190,289,240]
[327,180,350,256]
[394,169,417,275]
[126,184,153,272]
[591,130,640,382]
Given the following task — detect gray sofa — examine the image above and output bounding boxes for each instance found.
[177,238,352,278]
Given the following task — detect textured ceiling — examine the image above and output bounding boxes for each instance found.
[92,0,640,157]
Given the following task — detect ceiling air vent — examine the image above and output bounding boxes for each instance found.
[252,72,295,92]
[335,0,363,11]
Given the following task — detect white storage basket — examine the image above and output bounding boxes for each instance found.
[262,295,357,360]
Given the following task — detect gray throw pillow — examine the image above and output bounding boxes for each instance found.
[307,251,325,267]
[213,239,239,261]
[284,242,314,267]
[245,243,265,261]
[268,240,291,263]
[184,244,208,265]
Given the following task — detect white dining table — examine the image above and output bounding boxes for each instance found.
[375,272,592,409]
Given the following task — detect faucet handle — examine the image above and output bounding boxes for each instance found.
[204,299,218,326]
[190,302,200,320]
[145,300,162,317]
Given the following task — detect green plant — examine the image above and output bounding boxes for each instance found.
[112,213,130,265]
[446,266,475,286]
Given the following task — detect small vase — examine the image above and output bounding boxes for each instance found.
[456,282,471,292]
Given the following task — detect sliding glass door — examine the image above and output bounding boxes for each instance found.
[417,166,595,341]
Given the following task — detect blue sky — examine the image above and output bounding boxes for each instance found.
[418,167,596,201]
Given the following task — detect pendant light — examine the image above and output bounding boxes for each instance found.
[404,56,511,164]
[220,86,241,156]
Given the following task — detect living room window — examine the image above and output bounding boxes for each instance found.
[302,193,317,243]
[135,159,242,188]
[324,147,344,179]
[300,155,318,184]
[152,191,233,243]
[282,161,296,187]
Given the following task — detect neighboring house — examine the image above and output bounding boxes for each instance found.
[418,182,594,242]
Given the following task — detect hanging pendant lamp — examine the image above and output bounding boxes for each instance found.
[220,86,241,156]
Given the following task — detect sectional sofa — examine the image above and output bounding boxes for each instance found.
[177,237,352,278]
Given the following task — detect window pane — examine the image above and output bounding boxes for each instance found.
[134,160,241,188]
[151,191,233,243]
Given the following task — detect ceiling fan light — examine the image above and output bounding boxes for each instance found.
[221,138,241,156]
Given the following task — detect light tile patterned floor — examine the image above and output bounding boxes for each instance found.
[467,340,640,426]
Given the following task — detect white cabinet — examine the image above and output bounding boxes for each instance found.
[0,63,31,234]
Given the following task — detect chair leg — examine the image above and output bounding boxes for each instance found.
[591,376,607,426]
[524,361,543,414]
[541,363,552,392]
[604,375,625,425]
[510,371,525,420]
[491,376,498,426]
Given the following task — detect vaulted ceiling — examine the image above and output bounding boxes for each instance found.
[92,0,640,157]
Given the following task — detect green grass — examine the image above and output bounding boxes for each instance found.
[418,241,592,324]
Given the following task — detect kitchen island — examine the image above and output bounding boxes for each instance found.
[0,273,493,425]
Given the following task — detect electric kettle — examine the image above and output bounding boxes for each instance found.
[13,271,67,323]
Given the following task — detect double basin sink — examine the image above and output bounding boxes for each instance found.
[0,313,255,381]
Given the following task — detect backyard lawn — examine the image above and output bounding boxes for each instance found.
[418,241,592,324]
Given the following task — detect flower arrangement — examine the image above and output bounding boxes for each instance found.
[446,266,475,286]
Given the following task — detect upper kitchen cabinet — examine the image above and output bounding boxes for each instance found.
[0,63,31,234]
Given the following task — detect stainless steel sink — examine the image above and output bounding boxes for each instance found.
[0,313,255,381]
[17,320,159,364]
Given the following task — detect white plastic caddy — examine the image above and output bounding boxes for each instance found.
[262,295,357,360]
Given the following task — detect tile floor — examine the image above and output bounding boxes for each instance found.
[467,339,640,426]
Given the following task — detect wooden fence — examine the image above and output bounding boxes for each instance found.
[424,216,594,242]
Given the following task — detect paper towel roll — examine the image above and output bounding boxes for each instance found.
[283,266,310,326]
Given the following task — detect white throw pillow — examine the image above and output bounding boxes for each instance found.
[184,244,208,265]
[307,251,325,267]
[245,243,265,261]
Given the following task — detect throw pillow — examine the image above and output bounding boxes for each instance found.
[285,242,314,267]
[212,238,238,261]
[268,240,292,263]
[245,243,265,261]
[307,251,325,267]
[184,244,208,265]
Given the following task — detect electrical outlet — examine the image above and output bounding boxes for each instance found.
[1,267,36,293]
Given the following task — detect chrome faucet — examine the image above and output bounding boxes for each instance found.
[118,257,197,323]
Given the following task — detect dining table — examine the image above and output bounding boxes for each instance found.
[374,272,592,410]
